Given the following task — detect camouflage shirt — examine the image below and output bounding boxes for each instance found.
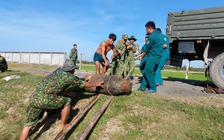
[69,48,78,61]
[35,68,85,95]
[115,40,127,61]
[126,42,137,61]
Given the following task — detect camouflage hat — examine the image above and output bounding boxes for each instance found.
[128,35,137,41]
[61,60,79,71]
[122,34,128,40]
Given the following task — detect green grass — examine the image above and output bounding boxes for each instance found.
[79,64,207,81]
[0,63,223,140]
[79,64,96,72]
[162,70,207,81]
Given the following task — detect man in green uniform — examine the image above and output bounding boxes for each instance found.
[0,55,8,72]
[154,28,170,85]
[138,21,164,93]
[69,44,78,65]
[125,35,137,80]
[20,60,103,140]
[111,34,128,77]
[139,35,149,75]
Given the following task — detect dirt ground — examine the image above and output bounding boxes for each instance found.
[74,71,224,99]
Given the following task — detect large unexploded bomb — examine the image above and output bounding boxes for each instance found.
[84,74,132,95]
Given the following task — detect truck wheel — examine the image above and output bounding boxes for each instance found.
[209,52,224,90]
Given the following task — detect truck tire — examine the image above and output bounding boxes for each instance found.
[209,52,224,90]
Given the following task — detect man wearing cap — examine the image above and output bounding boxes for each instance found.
[125,35,137,80]
[93,33,117,75]
[69,44,78,65]
[138,21,164,93]
[0,55,8,72]
[20,60,103,140]
[111,34,128,77]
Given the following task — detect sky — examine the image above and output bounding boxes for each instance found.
[0,0,224,68]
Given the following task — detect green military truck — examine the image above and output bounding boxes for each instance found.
[166,6,224,90]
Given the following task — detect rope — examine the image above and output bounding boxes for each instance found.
[105,76,114,96]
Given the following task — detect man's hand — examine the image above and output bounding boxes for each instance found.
[127,45,132,49]
[139,56,143,61]
[104,61,109,66]
[95,79,104,87]
[84,74,94,82]
[111,55,114,60]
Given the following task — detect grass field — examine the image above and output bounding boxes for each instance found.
[0,63,223,140]
[80,64,207,81]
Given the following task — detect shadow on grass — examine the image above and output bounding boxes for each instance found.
[63,94,129,139]
[164,77,214,88]
[29,87,96,140]
[64,95,114,140]
[135,75,214,89]
[0,70,20,77]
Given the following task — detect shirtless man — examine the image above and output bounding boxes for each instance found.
[93,33,117,75]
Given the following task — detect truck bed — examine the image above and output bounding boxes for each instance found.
[166,6,224,42]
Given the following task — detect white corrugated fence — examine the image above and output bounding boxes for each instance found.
[0,52,67,66]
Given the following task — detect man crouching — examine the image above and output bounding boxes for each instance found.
[20,60,103,140]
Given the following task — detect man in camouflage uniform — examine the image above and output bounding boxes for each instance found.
[125,35,137,80]
[20,60,103,140]
[69,44,78,65]
[0,55,8,72]
[111,34,128,77]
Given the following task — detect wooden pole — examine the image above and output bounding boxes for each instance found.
[53,94,101,140]
[77,96,113,140]
[185,59,190,79]
[79,53,82,70]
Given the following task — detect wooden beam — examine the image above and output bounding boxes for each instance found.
[77,96,113,140]
[53,94,101,140]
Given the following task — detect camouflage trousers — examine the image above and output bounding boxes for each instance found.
[72,60,77,65]
[115,60,129,78]
[110,60,118,75]
[111,59,135,79]
[125,59,136,78]
[24,90,71,126]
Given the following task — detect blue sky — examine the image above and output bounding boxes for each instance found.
[0,0,224,68]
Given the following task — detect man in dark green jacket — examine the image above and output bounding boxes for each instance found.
[69,44,78,65]
[154,28,170,85]
[138,21,164,93]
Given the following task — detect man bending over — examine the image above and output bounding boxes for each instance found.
[20,60,103,140]
[93,33,117,75]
